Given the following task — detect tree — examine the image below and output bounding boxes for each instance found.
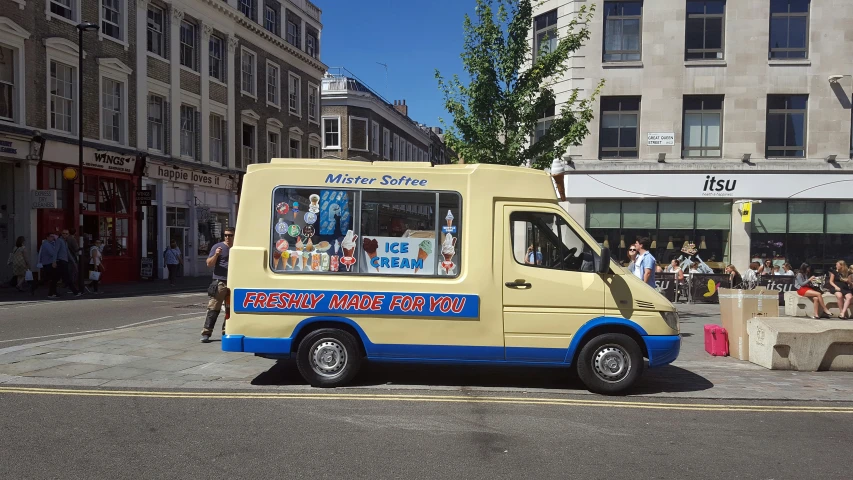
[436,0,603,169]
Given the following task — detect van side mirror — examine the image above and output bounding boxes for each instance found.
[598,247,611,274]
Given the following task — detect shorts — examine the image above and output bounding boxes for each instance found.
[797,286,814,297]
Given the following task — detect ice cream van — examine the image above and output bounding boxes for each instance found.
[223,160,680,394]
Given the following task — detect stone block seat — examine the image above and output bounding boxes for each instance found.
[783,291,851,317]
[746,317,853,371]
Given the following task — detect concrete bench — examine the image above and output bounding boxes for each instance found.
[746,317,853,371]
[783,291,850,317]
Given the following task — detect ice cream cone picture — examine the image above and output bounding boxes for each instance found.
[272,249,282,270]
[281,250,291,270]
[308,194,320,213]
[295,237,304,270]
[289,251,299,270]
[441,234,457,275]
[413,240,433,273]
[292,202,299,220]
[446,210,454,228]
[363,237,380,272]
[340,230,358,271]
[275,202,289,216]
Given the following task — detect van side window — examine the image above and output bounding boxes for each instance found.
[510,211,598,273]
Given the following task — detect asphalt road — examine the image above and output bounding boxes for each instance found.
[1,389,851,479]
[0,289,208,347]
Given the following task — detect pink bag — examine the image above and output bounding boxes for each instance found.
[704,325,729,357]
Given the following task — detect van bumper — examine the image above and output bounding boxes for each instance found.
[221,334,293,358]
[643,335,681,367]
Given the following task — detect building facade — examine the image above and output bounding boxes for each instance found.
[320,69,432,163]
[0,0,324,281]
[533,0,853,273]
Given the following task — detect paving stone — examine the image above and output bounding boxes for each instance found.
[75,366,155,380]
[167,351,235,363]
[57,352,145,366]
[0,376,110,387]
[25,363,109,378]
[100,379,190,389]
[128,358,206,373]
[0,358,72,375]
[98,338,158,348]
[123,348,188,359]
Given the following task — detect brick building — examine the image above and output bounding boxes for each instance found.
[0,0,324,281]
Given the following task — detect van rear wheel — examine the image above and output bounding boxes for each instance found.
[296,328,362,388]
[576,333,643,395]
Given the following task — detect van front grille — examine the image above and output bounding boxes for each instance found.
[635,300,655,309]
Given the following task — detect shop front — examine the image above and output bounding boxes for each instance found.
[37,143,140,283]
[144,161,237,278]
[564,172,853,273]
[0,132,38,281]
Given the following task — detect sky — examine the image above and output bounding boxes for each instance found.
[317,0,477,128]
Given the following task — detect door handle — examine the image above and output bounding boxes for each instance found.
[505,280,532,289]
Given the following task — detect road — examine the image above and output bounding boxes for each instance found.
[0,288,208,348]
[1,388,851,479]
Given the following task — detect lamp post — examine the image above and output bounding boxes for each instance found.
[76,22,98,291]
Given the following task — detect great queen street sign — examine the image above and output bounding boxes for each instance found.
[647,133,675,146]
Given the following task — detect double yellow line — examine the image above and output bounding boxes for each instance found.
[1,386,852,413]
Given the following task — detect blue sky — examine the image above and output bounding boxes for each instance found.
[318,0,476,128]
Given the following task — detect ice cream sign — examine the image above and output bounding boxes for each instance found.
[362,236,435,275]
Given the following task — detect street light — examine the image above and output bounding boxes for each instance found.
[76,22,98,291]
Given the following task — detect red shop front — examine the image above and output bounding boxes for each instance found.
[38,148,140,283]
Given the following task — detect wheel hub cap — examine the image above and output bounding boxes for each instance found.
[310,340,347,378]
[593,345,631,383]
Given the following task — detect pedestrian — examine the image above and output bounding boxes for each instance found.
[783,263,795,276]
[758,259,773,276]
[632,236,656,287]
[9,236,30,292]
[56,230,81,297]
[625,245,637,272]
[828,260,852,319]
[742,262,760,287]
[37,232,60,299]
[525,244,542,265]
[60,229,81,292]
[725,264,742,289]
[163,240,182,286]
[88,239,104,294]
[772,265,782,276]
[795,263,833,319]
[665,258,684,282]
[201,226,234,343]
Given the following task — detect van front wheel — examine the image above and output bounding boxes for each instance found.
[576,333,643,395]
[296,328,363,388]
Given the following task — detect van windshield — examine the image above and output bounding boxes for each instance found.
[510,211,598,273]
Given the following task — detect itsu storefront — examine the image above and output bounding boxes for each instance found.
[143,161,238,278]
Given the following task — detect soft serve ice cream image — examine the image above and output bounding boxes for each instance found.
[362,237,380,272]
[445,210,454,228]
[339,230,358,271]
[441,234,457,275]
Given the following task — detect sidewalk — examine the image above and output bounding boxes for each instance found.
[0,276,212,306]
[0,303,851,401]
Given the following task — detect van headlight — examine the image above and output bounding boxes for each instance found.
[661,311,679,331]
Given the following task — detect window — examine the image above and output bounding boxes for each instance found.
[309,143,319,158]
[241,49,256,96]
[603,1,642,62]
[289,137,300,158]
[82,176,132,257]
[683,95,722,158]
[371,121,380,155]
[264,5,278,34]
[308,83,319,122]
[350,117,368,151]
[769,0,810,59]
[50,61,74,133]
[239,0,256,20]
[286,18,300,48]
[0,45,15,121]
[44,166,67,209]
[406,141,413,161]
[242,123,256,167]
[599,96,639,158]
[535,98,556,144]
[210,114,224,164]
[147,94,164,151]
[50,0,75,20]
[393,134,400,161]
[306,31,318,58]
[323,117,340,148]
[268,131,279,158]
[101,78,123,142]
[685,1,725,60]
[766,94,807,157]
[267,63,279,107]
[180,21,196,70]
[534,10,558,60]
[101,0,123,41]
[180,105,196,158]
[511,211,598,272]
[147,6,165,56]
[288,73,301,116]
[209,35,224,82]
[383,128,391,160]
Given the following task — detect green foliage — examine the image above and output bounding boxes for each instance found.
[436,0,603,169]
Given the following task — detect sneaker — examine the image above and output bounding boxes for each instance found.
[200,335,211,343]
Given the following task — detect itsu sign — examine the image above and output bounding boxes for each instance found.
[85,151,137,174]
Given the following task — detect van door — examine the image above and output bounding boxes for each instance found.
[501,204,605,362]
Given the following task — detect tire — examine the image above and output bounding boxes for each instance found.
[296,328,363,388]
[576,333,644,395]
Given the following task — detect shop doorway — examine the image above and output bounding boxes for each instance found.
[168,226,188,277]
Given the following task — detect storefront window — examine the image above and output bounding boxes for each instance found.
[81,174,132,257]
[198,211,230,256]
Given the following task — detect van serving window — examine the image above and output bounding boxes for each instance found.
[270,187,461,277]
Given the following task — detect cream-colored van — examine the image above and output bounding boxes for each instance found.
[224,160,680,394]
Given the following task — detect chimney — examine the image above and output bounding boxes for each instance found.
[393,99,408,117]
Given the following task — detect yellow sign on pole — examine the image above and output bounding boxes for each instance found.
[741,202,752,223]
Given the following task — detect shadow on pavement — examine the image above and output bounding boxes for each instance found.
[0,277,211,305]
[250,360,714,396]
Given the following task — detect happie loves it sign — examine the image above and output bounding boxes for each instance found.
[233,289,480,318]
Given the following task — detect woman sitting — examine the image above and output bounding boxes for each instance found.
[725,264,742,289]
[828,260,853,319]
[795,263,833,319]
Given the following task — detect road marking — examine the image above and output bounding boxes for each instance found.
[0,387,850,414]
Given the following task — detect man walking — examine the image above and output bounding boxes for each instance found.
[62,229,80,292]
[201,227,233,343]
[56,231,81,297]
[38,233,60,298]
[163,240,182,287]
[632,236,657,288]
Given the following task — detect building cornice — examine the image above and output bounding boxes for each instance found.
[322,92,431,145]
